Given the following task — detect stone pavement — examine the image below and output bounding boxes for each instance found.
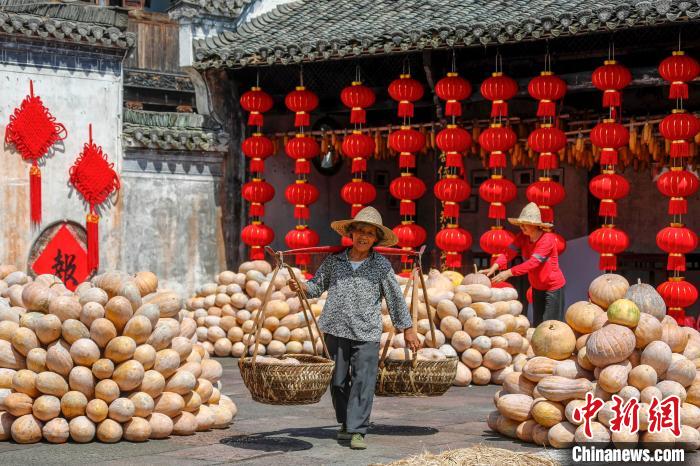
[0,357,670,465]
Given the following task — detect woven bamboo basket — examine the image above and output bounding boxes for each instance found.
[239,251,334,405]
[375,262,457,396]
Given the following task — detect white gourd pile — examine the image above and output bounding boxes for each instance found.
[0,265,236,444]
[490,273,700,451]
[190,263,532,387]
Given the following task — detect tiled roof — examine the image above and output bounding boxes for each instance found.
[0,0,134,49]
[123,109,229,152]
[169,0,255,20]
[191,0,700,69]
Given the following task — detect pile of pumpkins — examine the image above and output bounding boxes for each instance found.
[188,262,532,387]
[490,273,700,450]
[0,266,236,444]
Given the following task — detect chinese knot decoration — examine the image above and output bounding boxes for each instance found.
[68,125,120,274]
[588,53,631,272]
[478,54,518,265]
[434,56,473,269]
[284,69,319,268]
[656,47,700,326]
[240,80,275,260]
[388,64,426,273]
[5,81,67,226]
[340,68,377,246]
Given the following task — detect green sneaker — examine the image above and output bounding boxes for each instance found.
[337,424,352,440]
[350,433,367,450]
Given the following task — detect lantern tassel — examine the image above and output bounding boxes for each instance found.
[247,112,263,127]
[249,203,265,217]
[398,101,414,118]
[598,199,618,218]
[668,253,686,272]
[602,90,621,108]
[600,149,618,166]
[669,197,688,216]
[490,101,508,118]
[445,252,462,268]
[668,308,685,324]
[29,164,41,226]
[669,82,689,100]
[539,206,554,223]
[296,254,310,267]
[350,108,366,124]
[399,153,416,169]
[536,100,556,118]
[445,100,462,117]
[249,158,265,173]
[87,212,99,274]
[250,246,265,260]
[489,152,507,169]
[537,153,558,170]
[443,202,459,219]
[599,253,617,272]
[446,152,464,170]
[294,112,310,128]
[294,205,310,220]
[351,158,367,173]
[670,140,691,158]
[351,204,364,217]
[399,200,416,216]
[488,202,506,219]
[294,160,311,175]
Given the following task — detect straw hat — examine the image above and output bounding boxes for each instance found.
[331,206,398,247]
[507,202,553,229]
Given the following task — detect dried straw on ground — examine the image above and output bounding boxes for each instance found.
[378,444,561,466]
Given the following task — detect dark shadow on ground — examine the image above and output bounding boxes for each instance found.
[221,434,314,452]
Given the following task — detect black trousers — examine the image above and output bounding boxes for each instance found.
[532,286,566,326]
[324,333,380,435]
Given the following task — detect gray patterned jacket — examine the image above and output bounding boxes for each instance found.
[305,250,412,342]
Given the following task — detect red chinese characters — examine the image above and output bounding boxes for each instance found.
[609,394,640,434]
[648,395,681,437]
[572,393,604,438]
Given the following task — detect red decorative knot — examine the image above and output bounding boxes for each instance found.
[658,51,700,100]
[528,71,567,118]
[284,86,318,128]
[591,60,632,109]
[388,74,424,118]
[340,81,376,124]
[588,225,629,271]
[480,72,518,118]
[435,72,472,117]
[239,87,273,127]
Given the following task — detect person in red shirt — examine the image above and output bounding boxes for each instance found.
[480,202,566,325]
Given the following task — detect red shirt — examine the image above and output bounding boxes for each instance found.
[494,232,566,291]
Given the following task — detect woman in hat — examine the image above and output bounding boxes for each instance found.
[288,206,419,450]
[480,202,566,325]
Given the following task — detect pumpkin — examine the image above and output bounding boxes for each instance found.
[472,366,491,385]
[436,300,458,319]
[35,314,62,345]
[11,414,43,444]
[628,365,658,390]
[172,412,197,436]
[502,372,535,396]
[12,327,39,357]
[665,358,696,388]
[531,320,576,361]
[496,394,533,422]
[69,416,96,443]
[640,430,676,449]
[113,360,145,392]
[59,391,88,419]
[134,271,158,296]
[92,358,115,380]
[565,301,604,334]
[662,323,689,353]
[79,302,105,328]
[585,324,636,367]
[148,412,174,439]
[129,392,155,418]
[0,340,26,369]
[133,345,157,370]
[634,313,663,350]
[123,316,152,345]
[598,363,631,393]
[678,425,700,451]
[574,421,610,445]
[589,274,629,309]
[611,428,639,448]
[463,317,486,338]
[531,400,565,427]
[96,418,123,443]
[61,319,91,345]
[460,349,482,369]
[439,316,462,339]
[70,338,100,367]
[108,398,135,423]
[565,399,587,425]
[681,403,700,428]
[495,414,520,439]
[12,369,39,397]
[86,399,109,423]
[606,299,640,328]
[154,349,181,378]
[32,394,61,421]
[462,270,491,287]
[657,380,687,402]
[491,366,514,385]
[95,379,120,404]
[596,401,616,427]
[123,417,152,442]
[449,331,471,353]
[516,420,537,443]
[553,359,591,380]
[90,318,118,349]
[641,386,663,405]
[641,341,673,376]
[36,371,69,397]
[547,422,576,449]
[523,357,560,382]
[43,417,70,444]
[625,279,666,320]
[463,284,492,303]
[453,362,472,387]
[483,348,512,371]
[535,376,593,401]
[687,383,700,406]
[531,424,550,446]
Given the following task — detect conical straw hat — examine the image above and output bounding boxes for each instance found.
[331,206,398,247]
[507,202,553,228]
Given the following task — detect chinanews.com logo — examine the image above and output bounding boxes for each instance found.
[570,392,685,464]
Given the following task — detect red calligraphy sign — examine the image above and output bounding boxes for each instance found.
[609,394,640,434]
[31,225,89,291]
[648,395,681,437]
[572,392,604,438]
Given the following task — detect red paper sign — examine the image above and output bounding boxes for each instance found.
[32,225,89,290]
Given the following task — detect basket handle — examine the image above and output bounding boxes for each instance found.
[285,263,331,359]
[379,267,418,368]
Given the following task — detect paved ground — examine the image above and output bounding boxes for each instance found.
[1,357,690,465]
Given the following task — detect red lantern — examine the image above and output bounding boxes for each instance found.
[590,119,629,165]
[526,179,565,223]
[436,125,472,152]
[388,127,426,153]
[657,169,700,215]
[435,73,472,117]
[390,175,426,216]
[436,227,472,268]
[284,86,318,127]
[588,225,629,271]
[659,111,700,158]
[479,177,517,219]
[242,134,274,172]
[658,278,698,310]
[658,51,700,100]
[591,60,632,109]
[394,223,427,248]
[240,87,273,127]
[480,72,518,118]
[242,180,275,217]
[342,131,375,172]
[528,72,567,118]
[589,172,630,218]
[551,232,567,255]
[341,181,377,216]
[340,82,375,124]
[285,134,319,175]
[656,224,699,272]
[435,177,470,219]
[242,223,274,247]
[285,227,319,266]
[528,126,567,153]
[388,74,424,118]
[285,182,319,220]
[478,124,517,168]
[480,227,515,262]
